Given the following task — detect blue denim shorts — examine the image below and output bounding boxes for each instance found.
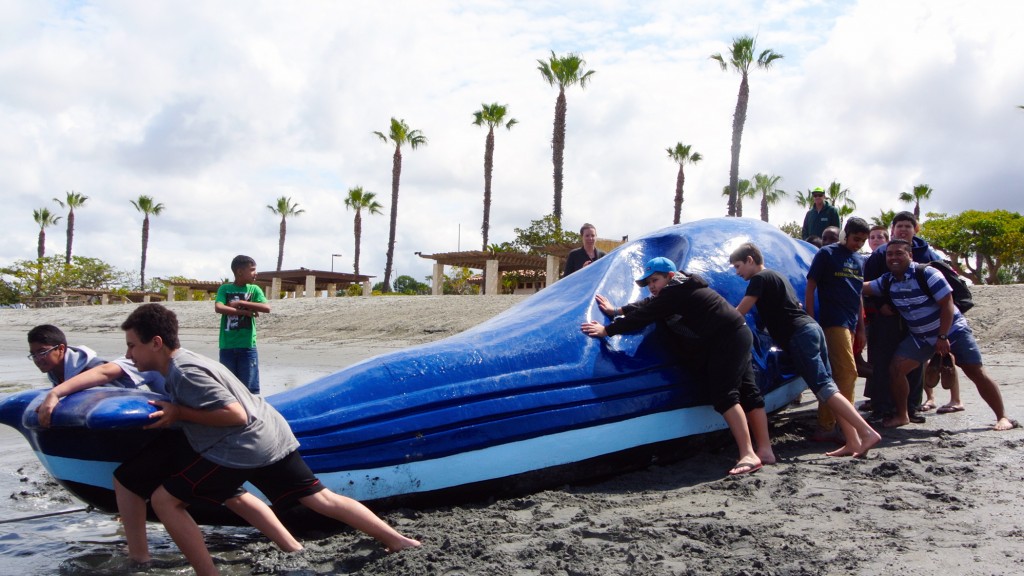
[786,322,841,403]
[895,325,983,366]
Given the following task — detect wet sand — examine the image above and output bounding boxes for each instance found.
[1,288,1023,575]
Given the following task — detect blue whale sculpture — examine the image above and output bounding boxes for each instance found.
[0,218,816,523]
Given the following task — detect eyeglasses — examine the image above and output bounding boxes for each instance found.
[812,193,824,197]
[27,344,60,360]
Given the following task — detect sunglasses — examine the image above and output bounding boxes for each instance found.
[27,344,61,361]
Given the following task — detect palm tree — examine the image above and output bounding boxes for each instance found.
[794,188,816,209]
[711,36,783,217]
[870,209,896,230]
[53,190,88,265]
[343,187,382,276]
[898,183,933,220]
[825,180,856,226]
[374,117,427,292]
[751,173,787,223]
[537,51,596,228]
[666,143,702,225]
[32,207,62,260]
[266,196,304,272]
[722,179,753,217]
[473,103,518,249]
[129,195,164,290]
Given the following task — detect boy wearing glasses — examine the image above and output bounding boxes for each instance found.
[27,324,155,388]
[28,324,166,427]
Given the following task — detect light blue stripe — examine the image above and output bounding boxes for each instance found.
[37,453,120,489]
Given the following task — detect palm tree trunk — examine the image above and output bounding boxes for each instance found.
[673,166,684,225]
[65,210,75,265]
[727,74,751,217]
[383,146,402,293]
[353,210,362,275]
[482,127,495,249]
[37,230,45,260]
[140,217,149,290]
[760,194,769,223]
[276,216,286,271]
[552,88,567,228]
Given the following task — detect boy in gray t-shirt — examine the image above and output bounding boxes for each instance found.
[113,304,420,575]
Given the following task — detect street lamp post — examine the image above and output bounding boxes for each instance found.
[331,253,343,272]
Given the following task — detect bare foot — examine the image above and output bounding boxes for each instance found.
[853,428,882,458]
[825,445,857,457]
[385,536,422,553]
[882,416,909,429]
[994,417,1016,431]
[756,448,777,465]
[919,400,936,412]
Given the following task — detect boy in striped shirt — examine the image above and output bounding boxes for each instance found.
[862,238,1014,431]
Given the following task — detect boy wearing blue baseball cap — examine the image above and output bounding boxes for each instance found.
[581,257,775,475]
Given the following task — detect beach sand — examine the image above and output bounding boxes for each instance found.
[2,287,1023,575]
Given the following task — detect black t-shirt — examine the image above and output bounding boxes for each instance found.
[563,247,606,277]
[745,269,815,348]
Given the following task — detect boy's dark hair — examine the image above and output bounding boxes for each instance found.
[804,235,822,248]
[886,238,912,253]
[120,304,180,349]
[729,242,764,265]
[844,217,870,236]
[869,225,889,238]
[231,255,256,273]
[892,211,918,228]
[579,223,596,236]
[27,324,67,346]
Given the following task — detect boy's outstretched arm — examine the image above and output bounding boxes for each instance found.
[36,362,131,427]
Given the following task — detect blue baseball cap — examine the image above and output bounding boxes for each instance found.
[636,257,677,287]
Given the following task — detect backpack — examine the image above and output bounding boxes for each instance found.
[883,261,974,313]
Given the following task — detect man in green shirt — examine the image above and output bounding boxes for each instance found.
[214,255,270,394]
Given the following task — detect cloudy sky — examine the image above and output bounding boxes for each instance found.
[2,0,1022,286]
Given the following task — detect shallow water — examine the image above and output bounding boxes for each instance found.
[0,340,347,575]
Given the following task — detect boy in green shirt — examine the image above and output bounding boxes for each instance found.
[215,255,270,394]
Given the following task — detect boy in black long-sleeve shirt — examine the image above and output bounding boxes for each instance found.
[581,257,775,475]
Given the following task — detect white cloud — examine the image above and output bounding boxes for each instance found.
[2,0,1022,287]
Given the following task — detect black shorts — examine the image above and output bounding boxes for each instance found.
[245,450,325,508]
[113,430,233,501]
[115,432,323,509]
